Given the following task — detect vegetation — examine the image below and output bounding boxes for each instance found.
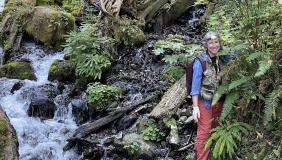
[141,119,165,142]
[65,23,114,80]
[86,82,122,112]
[193,0,282,158]
[123,141,140,155]
[114,17,145,47]
[153,35,202,81]
[0,118,8,158]
[62,0,85,16]
[0,61,36,80]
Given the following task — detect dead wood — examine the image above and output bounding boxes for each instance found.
[72,93,159,138]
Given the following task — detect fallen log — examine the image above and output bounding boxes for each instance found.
[72,93,159,138]
[149,74,187,119]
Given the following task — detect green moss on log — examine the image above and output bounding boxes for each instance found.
[0,61,36,80]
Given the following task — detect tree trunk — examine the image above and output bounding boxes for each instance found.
[149,74,187,119]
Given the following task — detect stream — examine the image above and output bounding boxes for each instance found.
[0,43,79,160]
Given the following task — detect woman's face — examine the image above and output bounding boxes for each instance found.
[206,38,220,56]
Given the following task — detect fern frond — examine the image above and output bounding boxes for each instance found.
[254,60,273,77]
[264,84,282,125]
[220,92,240,121]
[228,76,251,90]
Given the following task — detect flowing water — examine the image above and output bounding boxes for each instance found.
[0,0,4,12]
[0,43,78,160]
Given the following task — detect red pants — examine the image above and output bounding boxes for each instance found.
[195,99,224,160]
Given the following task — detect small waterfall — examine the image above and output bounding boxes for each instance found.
[0,43,78,160]
[0,0,4,12]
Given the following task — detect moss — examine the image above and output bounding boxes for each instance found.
[62,0,84,16]
[24,6,75,47]
[0,118,9,158]
[36,0,55,5]
[86,83,122,112]
[114,17,145,47]
[48,60,75,82]
[0,61,36,80]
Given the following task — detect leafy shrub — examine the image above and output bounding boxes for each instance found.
[123,141,140,155]
[164,65,185,81]
[86,82,122,112]
[142,119,165,142]
[205,121,252,159]
[65,23,114,80]
[62,0,84,16]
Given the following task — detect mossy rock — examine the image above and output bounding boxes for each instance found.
[0,106,19,159]
[86,83,122,112]
[114,17,145,47]
[48,60,75,82]
[0,61,36,80]
[24,6,75,47]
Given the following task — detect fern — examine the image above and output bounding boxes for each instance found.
[205,121,252,159]
[264,84,282,125]
[228,76,251,90]
[65,23,114,80]
[254,60,273,77]
[220,92,240,121]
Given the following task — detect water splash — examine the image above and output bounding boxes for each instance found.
[0,43,78,160]
[0,0,4,12]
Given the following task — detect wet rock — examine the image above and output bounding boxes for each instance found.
[0,61,36,80]
[116,114,138,131]
[71,99,90,125]
[10,81,24,94]
[27,97,56,119]
[20,84,60,101]
[121,133,156,160]
[0,105,19,160]
[48,60,75,83]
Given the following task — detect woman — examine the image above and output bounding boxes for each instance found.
[190,31,226,160]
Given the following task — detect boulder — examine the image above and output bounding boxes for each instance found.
[48,60,75,83]
[70,99,90,125]
[0,61,36,80]
[0,105,19,160]
[25,6,75,47]
[27,97,56,120]
[121,133,156,159]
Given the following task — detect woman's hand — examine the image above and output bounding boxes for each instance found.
[192,106,200,123]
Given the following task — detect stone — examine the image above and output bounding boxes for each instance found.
[0,105,19,160]
[0,61,36,80]
[25,6,75,47]
[27,97,56,120]
[121,133,156,159]
[71,99,90,125]
[48,60,75,83]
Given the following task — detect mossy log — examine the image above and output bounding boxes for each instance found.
[0,106,19,160]
[149,74,187,119]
